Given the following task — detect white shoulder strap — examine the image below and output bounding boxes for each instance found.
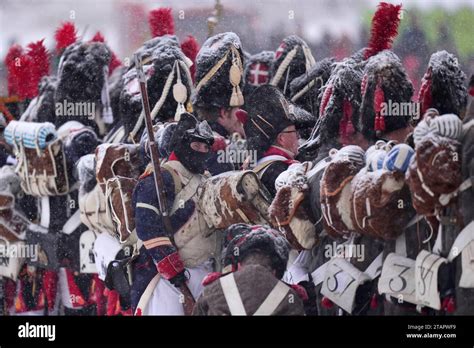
[220,273,247,315]
[135,273,161,315]
[253,281,290,316]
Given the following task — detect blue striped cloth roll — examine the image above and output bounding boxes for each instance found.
[4,121,57,150]
[383,144,415,173]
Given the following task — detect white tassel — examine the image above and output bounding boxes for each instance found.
[101,66,114,124]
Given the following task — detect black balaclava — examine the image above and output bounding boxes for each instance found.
[170,113,214,174]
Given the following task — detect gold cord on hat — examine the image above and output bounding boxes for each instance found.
[229,46,244,107]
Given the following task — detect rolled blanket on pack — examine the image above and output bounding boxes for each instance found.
[4,120,57,149]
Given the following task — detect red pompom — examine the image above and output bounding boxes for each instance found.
[55,22,77,52]
[235,109,248,125]
[181,35,200,81]
[442,296,456,313]
[91,31,105,42]
[211,135,227,152]
[202,272,223,286]
[90,32,122,74]
[109,52,122,75]
[365,2,402,59]
[370,293,378,309]
[321,296,334,309]
[5,44,24,96]
[289,284,309,301]
[149,8,175,38]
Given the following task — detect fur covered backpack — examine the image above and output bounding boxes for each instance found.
[351,142,416,240]
[95,143,143,243]
[319,145,365,239]
[406,113,463,217]
[269,162,318,250]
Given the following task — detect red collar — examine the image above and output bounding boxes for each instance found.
[168,151,179,161]
[261,146,298,165]
[262,146,294,160]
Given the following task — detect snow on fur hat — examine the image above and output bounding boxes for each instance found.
[289,57,335,114]
[54,41,111,133]
[299,57,363,158]
[359,50,414,141]
[20,76,58,123]
[225,225,290,279]
[237,225,290,279]
[120,37,193,141]
[270,35,316,97]
[243,50,274,100]
[193,32,245,109]
[419,50,467,117]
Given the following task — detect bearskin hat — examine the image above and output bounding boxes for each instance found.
[289,57,335,115]
[359,50,414,141]
[419,50,467,117]
[245,85,313,158]
[224,225,290,280]
[192,32,245,111]
[270,35,316,97]
[119,36,193,141]
[298,57,363,159]
[20,76,58,123]
[243,50,274,100]
[54,41,111,133]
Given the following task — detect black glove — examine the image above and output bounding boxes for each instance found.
[169,271,187,288]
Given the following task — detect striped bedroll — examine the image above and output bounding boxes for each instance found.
[4,121,57,150]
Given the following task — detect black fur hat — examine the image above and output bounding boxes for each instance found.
[419,50,467,117]
[298,57,364,159]
[243,50,274,101]
[54,41,111,133]
[119,37,193,141]
[192,32,245,110]
[225,225,290,280]
[289,57,335,115]
[21,76,58,123]
[359,50,414,141]
[270,35,316,97]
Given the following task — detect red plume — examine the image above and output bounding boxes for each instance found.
[180,35,200,81]
[5,44,24,96]
[109,52,122,75]
[55,22,77,52]
[91,31,105,42]
[27,40,50,82]
[149,8,175,37]
[14,39,51,99]
[364,2,402,59]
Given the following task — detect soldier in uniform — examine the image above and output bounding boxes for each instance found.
[131,113,219,315]
[193,225,305,315]
[244,85,307,198]
[192,32,247,175]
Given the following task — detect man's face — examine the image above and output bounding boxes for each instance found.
[219,107,246,137]
[276,125,299,156]
[190,141,210,153]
